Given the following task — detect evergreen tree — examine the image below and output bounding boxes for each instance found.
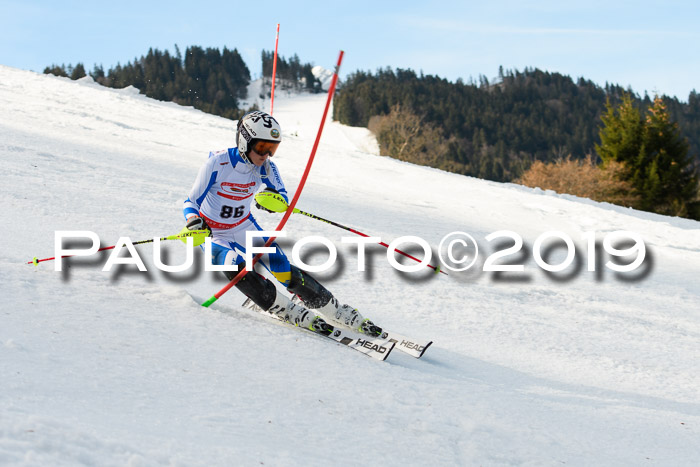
[43,64,68,77]
[596,95,698,217]
[596,94,644,170]
[636,97,698,216]
[90,64,105,81]
[70,63,86,80]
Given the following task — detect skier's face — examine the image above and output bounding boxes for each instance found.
[248,149,270,166]
[248,140,280,166]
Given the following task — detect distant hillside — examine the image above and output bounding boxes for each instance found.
[43,47,321,120]
[44,51,700,185]
[332,67,700,182]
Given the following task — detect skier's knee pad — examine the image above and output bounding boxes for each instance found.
[225,264,277,310]
[287,265,333,309]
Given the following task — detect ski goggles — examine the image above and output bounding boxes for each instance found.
[251,140,280,157]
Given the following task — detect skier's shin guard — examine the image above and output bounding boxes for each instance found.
[225,266,276,311]
[287,265,333,309]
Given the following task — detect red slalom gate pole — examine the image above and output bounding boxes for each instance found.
[270,23,280,115]
[201,50,345,307]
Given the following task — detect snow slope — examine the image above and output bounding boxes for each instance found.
[2,65,700,466]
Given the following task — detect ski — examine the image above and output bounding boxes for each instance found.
[242,298,395,361]
[286,295,431,359]
[379,330,432,359]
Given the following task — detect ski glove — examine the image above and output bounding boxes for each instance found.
[186,216,211,235]
[255,188,289,213]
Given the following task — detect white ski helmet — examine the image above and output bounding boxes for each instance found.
[236,110,282,164]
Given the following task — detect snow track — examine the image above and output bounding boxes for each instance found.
[2,65,699,465]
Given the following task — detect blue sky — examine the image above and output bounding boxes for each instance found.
[1,0,698,101]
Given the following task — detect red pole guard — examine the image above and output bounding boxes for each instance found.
[203,50,345,306]
[270,23,280,115]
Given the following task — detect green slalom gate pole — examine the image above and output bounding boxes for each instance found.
[28,229,210,266]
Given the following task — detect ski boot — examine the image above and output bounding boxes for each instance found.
[269,291,332,334]
[292,296,382,336]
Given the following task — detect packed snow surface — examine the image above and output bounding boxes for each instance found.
[2,65,700,465]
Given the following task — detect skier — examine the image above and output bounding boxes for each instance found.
[183,110,382,336]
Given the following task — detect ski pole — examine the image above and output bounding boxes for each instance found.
[201,50,345,308]
[254,192,446,275]
[28,228,210,266]
[292,208,446,275]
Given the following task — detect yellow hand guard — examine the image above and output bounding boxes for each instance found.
[255,190,289,213]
